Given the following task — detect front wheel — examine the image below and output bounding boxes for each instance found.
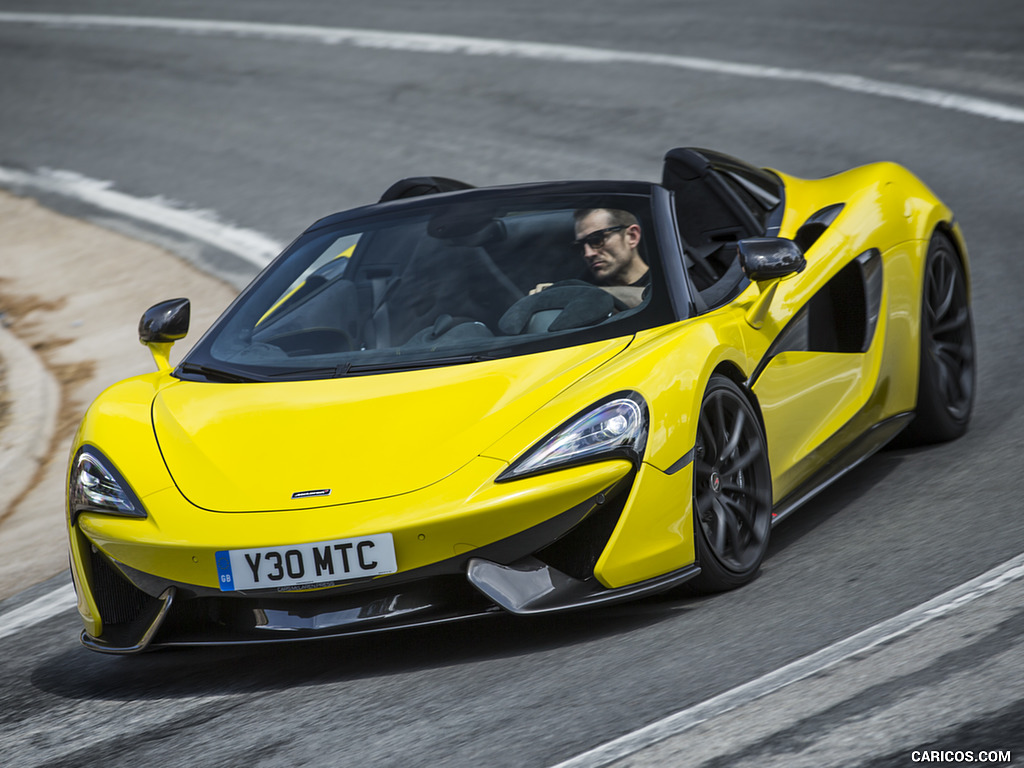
[688,375,773,593]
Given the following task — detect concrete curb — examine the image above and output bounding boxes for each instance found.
[0,321,59,513]
[0,187,242,600]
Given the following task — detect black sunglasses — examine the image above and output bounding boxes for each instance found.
[572,225,626,253]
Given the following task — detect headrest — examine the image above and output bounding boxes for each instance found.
[378,176,474,202]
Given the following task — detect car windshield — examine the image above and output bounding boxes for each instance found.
[181,189,673,380]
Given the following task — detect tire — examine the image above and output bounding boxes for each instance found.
[688,375,773,593]
[900,232,976,446]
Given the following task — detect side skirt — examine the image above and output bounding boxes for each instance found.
[770,412,914,527]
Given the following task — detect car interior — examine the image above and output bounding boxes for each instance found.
[248,149,786,359]
[252,207,648,356]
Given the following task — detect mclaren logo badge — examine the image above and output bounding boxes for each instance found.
[292,488,332,499]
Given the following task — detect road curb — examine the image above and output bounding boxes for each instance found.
[0,322,59,517]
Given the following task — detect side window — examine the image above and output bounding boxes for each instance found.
[669,171,751,251]
[665,171,752,305]
[718,170,782,231]
[663,150,774,307]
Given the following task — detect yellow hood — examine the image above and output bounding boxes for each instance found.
[152,339,629,512]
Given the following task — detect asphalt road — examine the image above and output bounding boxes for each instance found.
[1,2,1023,766]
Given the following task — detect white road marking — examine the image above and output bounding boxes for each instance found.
[0,166,283,268]
[548,551,1024,768]
[1,12,1023,125]
[0,583,77,642]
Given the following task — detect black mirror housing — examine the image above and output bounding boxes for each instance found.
[739,237,806,282]
[139,298,190,344]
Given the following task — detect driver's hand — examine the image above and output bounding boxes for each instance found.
[529,282,552,295]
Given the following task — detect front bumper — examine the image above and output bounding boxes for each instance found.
[74,467,699,653]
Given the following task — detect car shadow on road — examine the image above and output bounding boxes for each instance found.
[30,590,699,702]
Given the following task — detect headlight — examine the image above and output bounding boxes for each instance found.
[498,393,648,482]
[68,448,146,522]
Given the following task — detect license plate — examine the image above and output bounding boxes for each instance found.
[215,533,396,591]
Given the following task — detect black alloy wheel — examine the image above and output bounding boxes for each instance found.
[689,375,773,592]
[900,232,976,445]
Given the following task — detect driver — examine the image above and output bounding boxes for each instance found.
[531,208,649,303]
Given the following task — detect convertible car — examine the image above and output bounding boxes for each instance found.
[66,148,975,653]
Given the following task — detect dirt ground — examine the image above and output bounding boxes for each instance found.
[0,190,239,600]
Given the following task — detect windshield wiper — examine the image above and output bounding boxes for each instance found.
[266,366,340,379]
[344,353,496,375]
[177,362,261,383]
[182,354,496,382]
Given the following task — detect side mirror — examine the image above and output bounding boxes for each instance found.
[738,237,806,282]
[139,298,190,371]
[737,239,805,329]
[139,298,190,343]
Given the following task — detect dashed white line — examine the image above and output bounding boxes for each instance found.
[0,166,283,268]
[1,12,1023,125]
[548,551,1024,768]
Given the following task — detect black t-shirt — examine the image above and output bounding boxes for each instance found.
[629,270,651,288]
[581,268,650,288]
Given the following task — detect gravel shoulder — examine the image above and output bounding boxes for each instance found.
[0,190,238,600]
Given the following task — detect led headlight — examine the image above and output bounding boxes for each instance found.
[69,448,146,521]
[498,393,648,482]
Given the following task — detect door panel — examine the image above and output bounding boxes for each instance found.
[750,250,885,501]
[753,351,873,500]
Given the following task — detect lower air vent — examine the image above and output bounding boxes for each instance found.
[534,481,629,581]
[89,549,155,625]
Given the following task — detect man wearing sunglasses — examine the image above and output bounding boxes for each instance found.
[531,208,649,300]
[571,208,648,287]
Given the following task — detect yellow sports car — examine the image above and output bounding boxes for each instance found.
[66,148,975,653]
